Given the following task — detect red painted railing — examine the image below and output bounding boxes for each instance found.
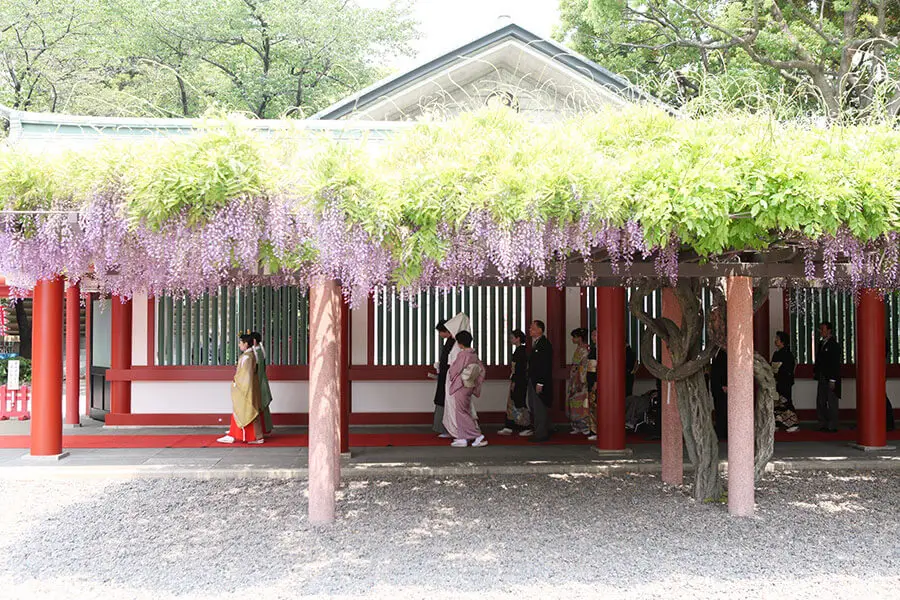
[0,384,31,420]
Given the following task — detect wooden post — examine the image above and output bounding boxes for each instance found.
[661,288,683,485]
[856,289,888,449]
[110,296,132,415]
[339,293,351,455]
[30,277,65,458]
[308,279,341,524]
[727,276,755,516]
[596,286,626,450]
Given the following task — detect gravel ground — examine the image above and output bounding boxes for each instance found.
[0,470,898,600]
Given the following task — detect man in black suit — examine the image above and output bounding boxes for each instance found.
[524,319,553,442]
[814,321,842,432]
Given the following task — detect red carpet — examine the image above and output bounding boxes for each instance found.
[0,432,654,449]
[0,429,895,449]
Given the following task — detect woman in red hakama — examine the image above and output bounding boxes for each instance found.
[217,334,264,445]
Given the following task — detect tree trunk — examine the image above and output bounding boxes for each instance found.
[14,300,31,359]
[177,74,190,117]
[753,352,777,479]
[675,371,721,501]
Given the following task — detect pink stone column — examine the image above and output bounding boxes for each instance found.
[661,288,683,485]
[726,276,755,516]
[308,279,342,524]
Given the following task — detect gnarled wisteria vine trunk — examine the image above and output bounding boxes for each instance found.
[631,277,779,502]
[630,279,720,501]
[753,354,777,478]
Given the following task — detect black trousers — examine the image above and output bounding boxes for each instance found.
[816,379,839,430]
[527,384,552,440]
[712,391,728,439]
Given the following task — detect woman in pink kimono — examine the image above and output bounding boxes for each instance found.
[441,312,471,437]
[446,331,488,448]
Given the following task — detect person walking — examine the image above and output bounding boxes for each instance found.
[217,334,264,445]
[814,321,842,432]
[250,331,273,436]
[440,312,472,438]
[771,331,799,432]
[524,320,553,442]
[446,331,488,448]
[430,320,455,438]
[498,329,530,435]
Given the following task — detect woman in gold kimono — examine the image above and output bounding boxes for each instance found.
[217,334,264,444]
[566,327,595,437]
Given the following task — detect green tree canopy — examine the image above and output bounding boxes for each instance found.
[556,0,900,119]
[1,0,418,118]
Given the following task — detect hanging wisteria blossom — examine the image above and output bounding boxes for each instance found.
[0,106,899,303]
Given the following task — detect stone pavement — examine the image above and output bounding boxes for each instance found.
[0,437,896,479]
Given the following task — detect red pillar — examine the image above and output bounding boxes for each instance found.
[308,279,341,524]
[727,276,755,516]
[110,296,132,415]
[753,297,770,359]
[856,289,887,448]
[596,286,626,450]
[30,277,65,457]
[339,293,350,455]
[661,288,683,485]
[65,282,81,426]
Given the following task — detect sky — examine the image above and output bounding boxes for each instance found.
[361,0,562,70]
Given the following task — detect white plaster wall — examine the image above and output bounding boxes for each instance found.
[132,381,309,414]
[532,287,547,325]
[131,376,898,415]
[351,381,509,413]
[563,287,582,361]
[132,293,149,366]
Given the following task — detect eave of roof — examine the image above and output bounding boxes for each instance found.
[310,21,673,120]
[0,105,413,146]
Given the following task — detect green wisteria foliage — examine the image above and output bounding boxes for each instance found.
[1,106,899,304]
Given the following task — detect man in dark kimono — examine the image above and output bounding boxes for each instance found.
[625,343,637,397]
[814,321,842,432]
[524,319,553,442]
[430,320,454,438]
[498,329,530,435]
[771,331,797,410]
[710,347,728,440]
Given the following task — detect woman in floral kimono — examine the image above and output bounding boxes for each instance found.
[566,328,594,436]
[217,334,264,444]
[586,328,598,441]
[446,331,488,448]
